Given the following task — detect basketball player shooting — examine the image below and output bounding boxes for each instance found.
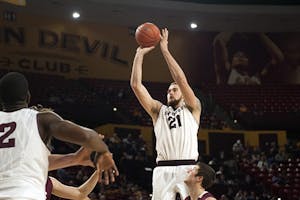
[131,28,201,200]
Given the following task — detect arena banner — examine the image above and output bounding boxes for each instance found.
[0,9,175,82]
[0,8,299,85]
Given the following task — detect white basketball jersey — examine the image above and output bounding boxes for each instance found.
[154,105,199,162]
[0,108,50,200]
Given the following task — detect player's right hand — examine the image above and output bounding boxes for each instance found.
[136,46,155,55]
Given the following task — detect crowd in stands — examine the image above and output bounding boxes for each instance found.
[32,76,300,131]
[1,71,299,199]
[49,131,153,200]
[208,139,300,200]
[1,70,298,131]
[200,84,300,131]
[48,130,300,200]
[0,71,233,129]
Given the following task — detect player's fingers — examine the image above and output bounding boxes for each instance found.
[103,170,109,185]
[146,46,155,51]
[98,134,104,139]
[96,162,100,170]
[109,169,115,183]
[95,168,101,176]
[112,165,119,176]
[165,28,169,39]
[141,46,155,53]
[161,29,165,37]
[97,170,104,183]
[160,34,163,40]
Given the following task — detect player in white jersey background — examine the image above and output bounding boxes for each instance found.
[131,28,202,200]
[0,72,118,200]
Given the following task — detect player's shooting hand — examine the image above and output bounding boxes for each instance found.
[136,46,155,56]
[160,28,169,52]
[94,152,119,185]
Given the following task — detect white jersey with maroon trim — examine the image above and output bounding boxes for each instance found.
[0,108,50,200]
[154,105,199,162]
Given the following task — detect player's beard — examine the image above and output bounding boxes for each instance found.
[167,96,183,108]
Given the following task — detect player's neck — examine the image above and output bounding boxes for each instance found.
[189,186,205,200]
[2,102,28,112]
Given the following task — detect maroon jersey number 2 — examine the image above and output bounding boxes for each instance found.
[0,122,16,148]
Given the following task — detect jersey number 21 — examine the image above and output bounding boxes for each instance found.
[168,115,182,129]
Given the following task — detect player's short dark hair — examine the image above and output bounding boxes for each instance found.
[196,162,216,189]
[0,72,29,104]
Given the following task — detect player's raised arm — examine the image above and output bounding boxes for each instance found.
[130,46,162,122]
[159,28,201,122]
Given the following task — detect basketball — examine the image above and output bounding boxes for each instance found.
[135,22,161,47]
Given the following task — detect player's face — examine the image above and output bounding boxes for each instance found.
[232,51,249,67]
[184,165,200,185]
[167,84,183,107]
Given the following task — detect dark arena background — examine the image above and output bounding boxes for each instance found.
[0,0,300,199]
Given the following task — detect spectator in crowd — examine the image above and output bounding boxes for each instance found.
[232,140,244,156]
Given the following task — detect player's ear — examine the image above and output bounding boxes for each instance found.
[196,175,203,183]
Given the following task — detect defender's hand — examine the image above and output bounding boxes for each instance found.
[94,152,119,185]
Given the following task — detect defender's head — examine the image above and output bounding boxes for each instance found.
[185,162,216,189]
[167,82,183,108]
[0,72,30,108]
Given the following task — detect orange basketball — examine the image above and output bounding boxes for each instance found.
[135,22,161,47]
